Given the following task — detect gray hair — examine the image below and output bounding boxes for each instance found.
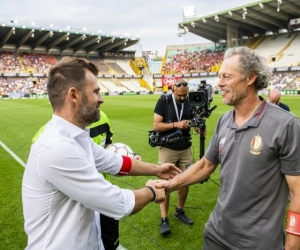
[224,46,272,91]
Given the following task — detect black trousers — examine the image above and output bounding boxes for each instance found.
[100,214,120,250]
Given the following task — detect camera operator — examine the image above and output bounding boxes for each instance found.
[153,79,194,235]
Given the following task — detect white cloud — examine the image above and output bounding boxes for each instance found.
[0,0,255,55]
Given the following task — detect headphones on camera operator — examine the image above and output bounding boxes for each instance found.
[149,79,192,149]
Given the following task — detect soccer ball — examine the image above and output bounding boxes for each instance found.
[106,142,135,158]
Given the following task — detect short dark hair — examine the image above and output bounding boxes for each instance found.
[47,57,99,111]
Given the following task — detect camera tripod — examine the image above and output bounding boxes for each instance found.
[195,118,210,184]
[198,118,207,160]
[195,105,217,183]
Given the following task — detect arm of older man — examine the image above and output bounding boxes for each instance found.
[155,157,218,194]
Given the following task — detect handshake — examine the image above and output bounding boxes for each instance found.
[144,180,166,203]
[143,162,181,204]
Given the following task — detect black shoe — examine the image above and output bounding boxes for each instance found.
[160,217,171,235]
[174,208,193,225]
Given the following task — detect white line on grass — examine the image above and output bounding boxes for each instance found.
[0,140,26,168]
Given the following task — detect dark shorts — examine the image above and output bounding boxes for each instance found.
[100,213,119,250]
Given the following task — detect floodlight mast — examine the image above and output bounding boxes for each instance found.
[183,6,196,21]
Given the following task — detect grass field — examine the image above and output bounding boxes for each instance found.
[0,94,299,250]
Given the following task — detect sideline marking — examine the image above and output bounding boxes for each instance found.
[0,140,26,168]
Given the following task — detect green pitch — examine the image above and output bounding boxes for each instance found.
[0,94,299,250]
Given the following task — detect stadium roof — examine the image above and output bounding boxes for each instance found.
[178,0,300,44]
[0,24,140,55]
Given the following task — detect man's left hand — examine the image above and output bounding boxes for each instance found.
[156,163,181,180]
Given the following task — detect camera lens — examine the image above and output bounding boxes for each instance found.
[192,94,202,102]
[189,91,205,107]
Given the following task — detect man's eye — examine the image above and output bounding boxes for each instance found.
[219,75,230,79]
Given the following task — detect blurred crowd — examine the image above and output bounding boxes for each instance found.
[0,52,56,74]
[162,49,224,74]
[0,77,47,98]
[1,51,299,98]
[269,72,300,90]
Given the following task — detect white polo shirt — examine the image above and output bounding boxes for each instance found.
[22,115,135,250]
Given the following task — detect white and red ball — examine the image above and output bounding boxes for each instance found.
[106,142,135,158]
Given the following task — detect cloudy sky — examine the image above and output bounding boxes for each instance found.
[0,0,254,55]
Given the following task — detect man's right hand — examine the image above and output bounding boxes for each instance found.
[155,180,172,194]
[175,119,190,129]
[145,179,165,203]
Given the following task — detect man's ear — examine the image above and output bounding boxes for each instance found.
[247,74,257,86]
[68,87,78,101]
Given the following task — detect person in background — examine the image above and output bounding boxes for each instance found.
[156,46,300,249]
[89,110,113,147]
[268,88,290,111]
[22,56,181,250]
[153,79,194,235]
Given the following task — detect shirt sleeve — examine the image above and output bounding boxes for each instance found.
[154,96,165,117]
[279,117,300,175]
[91,139,123,175]
[38,139,135,219]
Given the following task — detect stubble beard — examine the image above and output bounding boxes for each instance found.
[77,94,100,126]
[224,88,248,107]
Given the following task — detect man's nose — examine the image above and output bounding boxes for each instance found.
[99,95,104,104]
[217,77,223,87]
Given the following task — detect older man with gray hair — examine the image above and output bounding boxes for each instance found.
[156,46,300,249]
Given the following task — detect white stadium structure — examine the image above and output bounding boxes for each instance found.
[0,0,300,98]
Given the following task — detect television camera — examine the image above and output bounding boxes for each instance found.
[148,80,217,148]
[189,80,217,184]
[148,80,216,184]
[188,80,217,128]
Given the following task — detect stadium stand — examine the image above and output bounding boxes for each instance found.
[20,53,57,74]
[89,59,111,74]
[99,80,129,93]
[97,81,109,93]
[255,33,296,63]
[147,61,162,74]
[118,79,149,93]
[115,59,136,75]
[119,80,140,92]
[268,34,300,67]
[270,72,300,90]
[0,0,300,98]
[106,62,127,74]
[0,52,22,73]
[162,47,224,74]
